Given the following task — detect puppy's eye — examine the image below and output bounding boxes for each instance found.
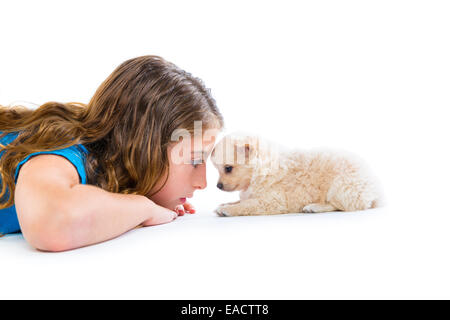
[224,165,233,173]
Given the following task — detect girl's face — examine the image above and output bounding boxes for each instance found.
[148,129,220,210]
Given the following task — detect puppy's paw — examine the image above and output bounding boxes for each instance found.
[221,200,241,206]
[215,205,231,217]
[303,204,318,213]
[302,203,337,213]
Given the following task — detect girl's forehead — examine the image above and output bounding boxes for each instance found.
[190,137,216,156]
[168,130,219,165]
[191,128,220,146]
[169,128,220,152]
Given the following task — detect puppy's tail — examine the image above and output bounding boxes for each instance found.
[370,194,386,209]
[370,199,379,209]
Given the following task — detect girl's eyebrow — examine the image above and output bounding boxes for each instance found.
[191,151,206,156]
[191,151,209,159]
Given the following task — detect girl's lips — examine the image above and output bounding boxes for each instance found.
[179,197,186,203]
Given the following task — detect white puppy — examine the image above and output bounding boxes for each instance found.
[211,132,383,216]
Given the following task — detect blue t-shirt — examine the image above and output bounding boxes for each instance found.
[0,130,89,235]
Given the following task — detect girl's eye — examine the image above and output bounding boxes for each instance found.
[191,159,203,168]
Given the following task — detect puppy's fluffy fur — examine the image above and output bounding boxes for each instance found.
[211,132,383,216]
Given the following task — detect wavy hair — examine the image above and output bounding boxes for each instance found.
[0,55,224,210]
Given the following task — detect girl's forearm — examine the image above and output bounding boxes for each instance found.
[57,184,170,250]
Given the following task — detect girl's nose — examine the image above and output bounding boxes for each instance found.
[194,167,207,190]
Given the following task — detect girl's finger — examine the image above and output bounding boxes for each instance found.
[183,202,196,214]
[175,205,185,216]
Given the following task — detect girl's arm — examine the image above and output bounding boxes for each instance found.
[65,183,177,249]
[15,154,176,252]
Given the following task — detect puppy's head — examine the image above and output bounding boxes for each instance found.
[210,133,261,192]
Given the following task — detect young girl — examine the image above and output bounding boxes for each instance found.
[0,55,224,251]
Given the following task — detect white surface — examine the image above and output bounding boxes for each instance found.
[0,199,448,299]
[1,0,450,299]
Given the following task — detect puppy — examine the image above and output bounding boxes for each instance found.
[211,132,383,217]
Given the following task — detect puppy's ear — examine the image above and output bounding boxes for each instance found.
[236,143,252,163]
[243,143,251,159]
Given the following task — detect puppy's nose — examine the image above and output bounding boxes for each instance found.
[217,182,223,190]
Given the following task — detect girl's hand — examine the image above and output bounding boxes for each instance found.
[174,202,196,216]
[140,201,196,228]
[141,206,177,227]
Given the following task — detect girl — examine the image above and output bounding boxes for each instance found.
[0,55,224,251]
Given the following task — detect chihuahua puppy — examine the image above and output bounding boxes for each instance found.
[211,132,382,217]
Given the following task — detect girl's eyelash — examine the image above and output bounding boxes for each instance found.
[191,159,204,167]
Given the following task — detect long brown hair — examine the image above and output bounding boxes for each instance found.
[0,55,224,209]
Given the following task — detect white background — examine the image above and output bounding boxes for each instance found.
[1,0,449,299]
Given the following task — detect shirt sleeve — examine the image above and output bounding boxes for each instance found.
[14,144,89,185]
